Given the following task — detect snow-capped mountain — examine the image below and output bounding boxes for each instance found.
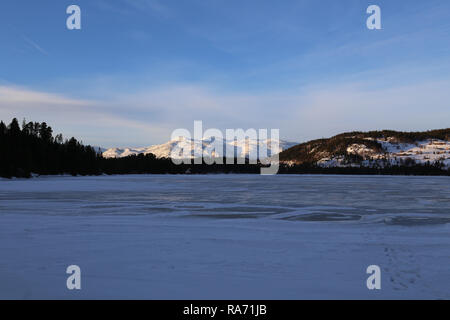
[103,137,299,160]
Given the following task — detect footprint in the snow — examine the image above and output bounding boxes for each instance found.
[383,246,422,292]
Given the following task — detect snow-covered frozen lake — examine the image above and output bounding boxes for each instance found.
[0,174,449,299]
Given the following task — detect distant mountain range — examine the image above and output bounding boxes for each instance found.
[103,137,299,160]
[279,129,450,169]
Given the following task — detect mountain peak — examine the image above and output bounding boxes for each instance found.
[103,138,298,160]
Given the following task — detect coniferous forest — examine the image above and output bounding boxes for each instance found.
[0,118,102,178]
[0,118,449,178]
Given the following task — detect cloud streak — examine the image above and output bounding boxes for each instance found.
[21,36,48,56]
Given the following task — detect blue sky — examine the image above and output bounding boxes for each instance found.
[1,0,450,147]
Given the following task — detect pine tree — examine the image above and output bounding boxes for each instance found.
[39,122,53,142]
[55,133,63,144]
[8,118,21,135]
[0,121,6,135]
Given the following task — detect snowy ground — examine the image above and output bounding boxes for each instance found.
[0,174,449,299]
[318,138,450,168]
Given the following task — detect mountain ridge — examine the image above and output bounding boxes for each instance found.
[279,128,450,169]
[103,137,299,160]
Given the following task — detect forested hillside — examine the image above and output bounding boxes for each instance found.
[280,129,450,168]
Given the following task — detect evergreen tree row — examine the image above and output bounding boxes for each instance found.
[0,118,101,178]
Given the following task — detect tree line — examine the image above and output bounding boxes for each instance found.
[1,118,449,178]
[0,118,102,178]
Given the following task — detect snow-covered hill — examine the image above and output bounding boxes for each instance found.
[103,137,298,160]
[284,137,450,169]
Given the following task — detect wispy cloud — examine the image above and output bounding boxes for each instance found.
[0,86,86,106]
[0,86,169,147]
[124,0,170,16]
[21,35,48,56]
[96,0,172,18]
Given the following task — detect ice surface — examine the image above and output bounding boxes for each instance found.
[0,174,449,299]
